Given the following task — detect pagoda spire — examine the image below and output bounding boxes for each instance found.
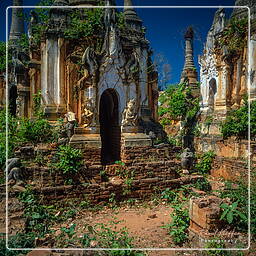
[180,26,198,86]
[9,0,24,44]
[124,0,142,30]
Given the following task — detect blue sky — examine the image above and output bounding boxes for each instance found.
[0,0,235,85]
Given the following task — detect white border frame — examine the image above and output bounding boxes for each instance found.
[5,4,251,252]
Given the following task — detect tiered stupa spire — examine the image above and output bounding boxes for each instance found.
[180,26,198,86]
[124,0,142,30]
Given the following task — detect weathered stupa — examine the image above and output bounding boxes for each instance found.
[180,26,198,86]
[199,1,256,135]
[7,0,160,165]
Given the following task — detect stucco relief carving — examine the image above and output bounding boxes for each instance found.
[121,99,137,127]
[82,97,94,128]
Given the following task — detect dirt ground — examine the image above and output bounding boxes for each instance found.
[50,202,181,256]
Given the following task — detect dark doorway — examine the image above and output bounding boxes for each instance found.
[99,89,121,165]
[208,78,217,112]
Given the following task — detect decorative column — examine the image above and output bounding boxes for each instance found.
[41,1,68,120]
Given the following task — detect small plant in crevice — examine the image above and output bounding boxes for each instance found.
[109,192,117,208]
[99,169,109,182]
[115,161,134,196]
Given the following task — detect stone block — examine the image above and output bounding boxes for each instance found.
[189,196,223,233]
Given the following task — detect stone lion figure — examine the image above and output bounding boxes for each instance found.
[121,99,137,127]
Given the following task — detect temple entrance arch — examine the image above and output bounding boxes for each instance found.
[99,89,121,165]
[208,78,217,112]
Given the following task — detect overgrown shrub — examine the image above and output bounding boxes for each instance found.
[221,100,256,139]
[18,118,53,144]
[195,151,215,174]
[55,145,83,183]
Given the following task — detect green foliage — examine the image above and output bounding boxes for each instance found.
[64,8,104,40]
[0,109,18,169]
[220,202,247,225]
[0,232,35,254]
[32,90,43,118]
[18,186,54,237]
[0,41,7,72]
[159,83,199,120]
[217,178,249,233]
[158,83,199,139]
[55,221,144,254]
[218,18,248,53]
[16,34,29,53]
[205,238,230,255]
[55,145,83,176]
[28,0,54,45]
[114,161,134,196]
[161,188,180,203]
[61,224,77,239]
[18,118,53,143]
[81,222,144,255]
[193,178,211,192]
[163,204,189,245]
[195,151,215,175]
[159,117,171,127]
[221,100,256,139]
[205,115,213,127]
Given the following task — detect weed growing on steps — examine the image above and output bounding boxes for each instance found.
[115,161,135,196]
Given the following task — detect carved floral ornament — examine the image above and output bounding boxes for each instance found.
[199,50,219,79]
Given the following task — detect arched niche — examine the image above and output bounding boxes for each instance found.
[208,78,217,111]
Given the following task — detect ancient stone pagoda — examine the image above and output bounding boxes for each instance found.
[199,1,256,135]
[8,0,159,165]
[180,26,198,87]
